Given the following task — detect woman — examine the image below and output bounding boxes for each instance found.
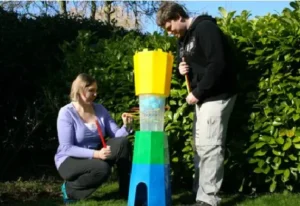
[54,73,133,203]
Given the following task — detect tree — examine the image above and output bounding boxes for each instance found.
[0,0,162,31]
[58,0,67,15]
[90,1,97,20]
[103,1,115,24]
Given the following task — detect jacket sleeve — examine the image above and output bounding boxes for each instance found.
[191,20,226,100]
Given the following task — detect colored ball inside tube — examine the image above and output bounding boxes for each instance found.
[140,96,164,110]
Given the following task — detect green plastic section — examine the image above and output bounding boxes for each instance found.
[164,132,169,164]
[132,131,170,164]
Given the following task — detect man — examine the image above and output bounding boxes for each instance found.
[156,2,237,206]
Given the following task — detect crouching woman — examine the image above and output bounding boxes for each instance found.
[54,73,133,203]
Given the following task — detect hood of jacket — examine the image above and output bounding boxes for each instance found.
[190,15,217,30]
[179,15,217,42]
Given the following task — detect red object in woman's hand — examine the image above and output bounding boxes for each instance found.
[95,120,107,148]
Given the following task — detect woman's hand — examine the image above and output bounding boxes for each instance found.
[93,146,111,160]
[121,113,133,128]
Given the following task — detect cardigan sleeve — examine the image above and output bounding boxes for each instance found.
[99,105,132,138]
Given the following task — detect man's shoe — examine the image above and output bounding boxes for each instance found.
[61,182,77,204]
[193,201,212,206]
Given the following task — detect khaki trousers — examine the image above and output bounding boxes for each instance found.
[192,95,236,206]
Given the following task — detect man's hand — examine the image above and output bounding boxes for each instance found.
[179,57,189,75]
[186,92,199,105]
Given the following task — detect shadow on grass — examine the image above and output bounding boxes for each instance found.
[90,190,123,201]
[221,194,247,206]
[0,190,62,206]
[172,191,195,205]
[171,191,247,206]
[1,199,61,206]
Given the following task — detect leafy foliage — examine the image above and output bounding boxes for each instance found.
[217,1,300,193]
[59,30,195,185]
[0,7,130,180]
[2,1,300,194]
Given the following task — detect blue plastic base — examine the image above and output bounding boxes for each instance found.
[128,164,171,206]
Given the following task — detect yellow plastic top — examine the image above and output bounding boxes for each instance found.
[133,49,174,96]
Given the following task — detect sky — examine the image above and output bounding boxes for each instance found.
[143,1,292,33]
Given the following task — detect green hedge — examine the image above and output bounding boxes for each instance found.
[59,31,195,187]
[0,7,132,180]
[217,1,300,193]
[1,1,300,194]
[59,1,300,192]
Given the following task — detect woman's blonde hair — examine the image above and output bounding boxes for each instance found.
[69,73,96,102]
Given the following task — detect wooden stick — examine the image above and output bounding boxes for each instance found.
[185,74,191,93]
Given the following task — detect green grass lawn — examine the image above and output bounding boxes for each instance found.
[0,180,300,206]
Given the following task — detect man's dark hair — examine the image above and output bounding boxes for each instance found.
[156,2,189,27]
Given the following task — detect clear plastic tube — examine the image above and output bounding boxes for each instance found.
[139,94,165,131]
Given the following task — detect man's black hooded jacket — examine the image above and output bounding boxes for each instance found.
[177,15,237,103]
